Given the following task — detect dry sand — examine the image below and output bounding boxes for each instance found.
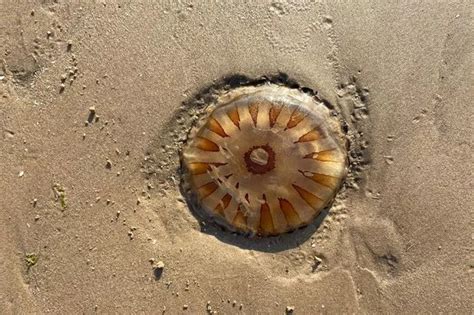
[0,1,472,314]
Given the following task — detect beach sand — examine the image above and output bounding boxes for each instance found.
[1,1,472,313]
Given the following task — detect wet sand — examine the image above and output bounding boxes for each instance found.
[1,1,472,313]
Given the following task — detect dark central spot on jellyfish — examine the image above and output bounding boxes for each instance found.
[244,144,276,175]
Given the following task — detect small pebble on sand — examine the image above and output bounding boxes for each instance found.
[153,261,165,279]
[154,261,165,269]
[105,159,112,169]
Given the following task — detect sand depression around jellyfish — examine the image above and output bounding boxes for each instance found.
[182,84,347,236]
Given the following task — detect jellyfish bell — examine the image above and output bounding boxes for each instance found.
[182,84,347,236]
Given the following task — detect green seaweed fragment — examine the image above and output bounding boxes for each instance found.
[25,253,38,270]
[52,183,67,210]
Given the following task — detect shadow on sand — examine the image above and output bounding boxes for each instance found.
[182,187,330,253]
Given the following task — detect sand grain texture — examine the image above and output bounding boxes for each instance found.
[0,1,472,314]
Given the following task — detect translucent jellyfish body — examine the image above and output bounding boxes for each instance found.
[182,84,347,236]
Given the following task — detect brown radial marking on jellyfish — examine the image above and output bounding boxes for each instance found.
[187,162,211,175]
[286,108,307,129]
[305,172,340,190]
[292,184,325,210]
[259,202,274,235]
[232,206,248,231]
[248,102,259,126]
[269,104,283,127]
[279,198,302,227]
[227,106,240,128]
[315,150,345,162]
[244,193,250,203]
[297,126,324,142]
[214,193,232,216]
[197,182,218,200]
[182,84,347,236]
[207,117,228,137]
[187,162,227,175]
[304,149,343,162]
[194,136,220,152]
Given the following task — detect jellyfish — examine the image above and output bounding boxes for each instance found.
[182,84,347,236]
